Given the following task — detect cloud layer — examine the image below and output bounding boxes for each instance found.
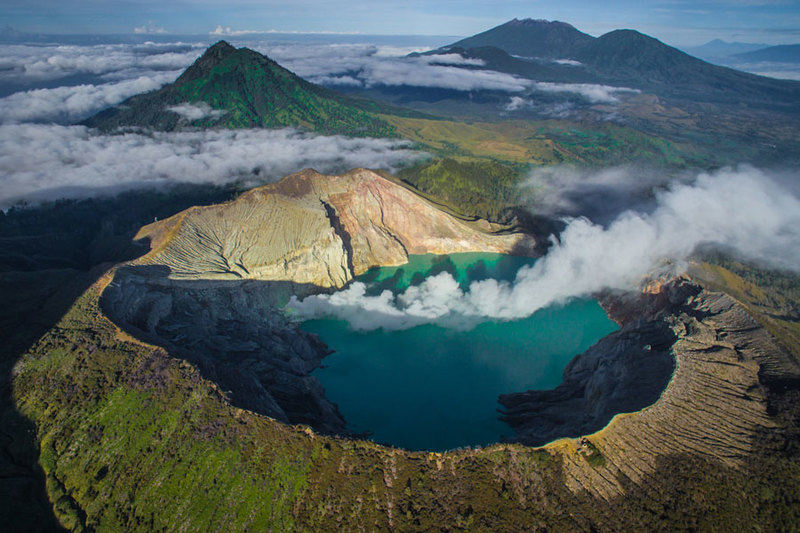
[0,42,201,85]
[167,102,225,121]
[0,39,641,126]
[254,41,530,92]
[255,42,640,100]
[288,166,800,330]
[0,72,180,123]
[0,125,423,207]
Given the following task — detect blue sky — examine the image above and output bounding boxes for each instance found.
[3,0,800,46]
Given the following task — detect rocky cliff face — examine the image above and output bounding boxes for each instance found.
[102,168,533,435]
[137,168,531,291]
[501,278,800,500]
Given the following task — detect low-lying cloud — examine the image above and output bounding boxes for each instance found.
[288,166,800,331]
[0,72,180,124]
[0,124,423,207]
[248,41,529,93]
[259,43,637,99]
[0,42,201,86]
[503,96,575,118]
[167,102,225,121]
[532,82,640,104]
[359,59,530,92]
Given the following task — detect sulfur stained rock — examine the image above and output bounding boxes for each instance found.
[135,168,532,291]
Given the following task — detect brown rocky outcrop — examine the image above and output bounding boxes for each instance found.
[136,168,532,292]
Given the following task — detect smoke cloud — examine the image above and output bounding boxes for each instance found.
[522,165,695,225]
[0,124,423,207]
[288,166,800,331]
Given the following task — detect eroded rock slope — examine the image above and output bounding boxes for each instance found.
[137,168,530,289]
[503,278,800,501]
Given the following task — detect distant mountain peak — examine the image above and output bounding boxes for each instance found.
[601,29,651,40]
[445,17,594,59]
[208,40,235,52]
[175,39,239,86]
[198,40,238,63]
[507,18,578,29]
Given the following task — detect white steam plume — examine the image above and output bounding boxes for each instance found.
[288,166,800,331]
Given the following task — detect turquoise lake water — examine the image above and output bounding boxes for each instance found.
[302,253,618,452]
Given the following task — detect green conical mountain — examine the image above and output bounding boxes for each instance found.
[82,41,396,137]
[446,18,594,58]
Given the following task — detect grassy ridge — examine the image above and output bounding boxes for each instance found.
[386,115,705,166]
[15,281,314,531]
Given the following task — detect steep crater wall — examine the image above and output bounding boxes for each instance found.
[502,278,800,500]
[101,266,348,434]
[102,168,534,436]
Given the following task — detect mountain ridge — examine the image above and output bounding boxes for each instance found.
[734,43,800,63]
[432,20,800,109]
[82,41,398,137]
[446,18,595,59]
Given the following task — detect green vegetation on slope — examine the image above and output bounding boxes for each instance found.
[382,115,704,222]
[386,115,705,167]
[0,186,240,531]
[15,282,313,531]
[83,41,396,138]
[397,158,521,221]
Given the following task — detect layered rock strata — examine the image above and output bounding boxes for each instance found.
[502,279,800,500]
[137,168,531,290]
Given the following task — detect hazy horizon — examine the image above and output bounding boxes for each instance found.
[3,1,800,48]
